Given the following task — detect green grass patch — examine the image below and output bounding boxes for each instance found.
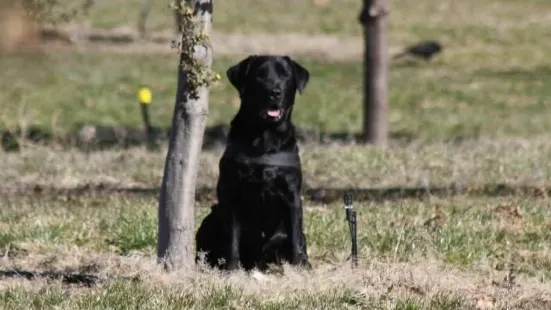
[1,194,551,279]
[1,194,550,309]
[1,49,550,142]
[102,210,157,255]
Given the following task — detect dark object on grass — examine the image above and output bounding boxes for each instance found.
[1,126,53,152]
[0,269,100,287]
[137,87,159,151]
[344,191,358,268]
[195,55,311,272]
[393,40,442,61]
[1,131,20,152]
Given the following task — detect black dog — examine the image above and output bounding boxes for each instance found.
[195,55,311,272]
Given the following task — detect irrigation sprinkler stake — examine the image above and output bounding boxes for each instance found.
[137,86,157,150]
[344,191,358,268]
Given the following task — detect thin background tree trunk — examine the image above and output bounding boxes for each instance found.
[157,0,213,271]
[137,0,152,37]
[359,0,389,147]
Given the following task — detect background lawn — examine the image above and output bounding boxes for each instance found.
[1,0,551,308]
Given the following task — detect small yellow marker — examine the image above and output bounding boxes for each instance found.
[138,86,156,150]
[138,87,152,105]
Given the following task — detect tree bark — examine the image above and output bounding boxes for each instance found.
[359,0,389,147]
[157,0,213,271]
[174,10,182,34]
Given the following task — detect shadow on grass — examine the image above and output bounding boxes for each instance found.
[1,124,417,152]
[1,183,548,204]
[0,269,101,287]
[474,65,551,80]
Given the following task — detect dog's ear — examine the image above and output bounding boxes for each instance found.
[226,55,257,94]
[284,56,310,94]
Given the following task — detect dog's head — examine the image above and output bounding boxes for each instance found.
[227,55,309,125]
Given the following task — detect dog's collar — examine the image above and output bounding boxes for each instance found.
[221,142,301,168]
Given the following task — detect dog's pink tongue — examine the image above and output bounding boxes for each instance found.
[267,109,281,117]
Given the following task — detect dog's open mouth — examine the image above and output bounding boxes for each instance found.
[266,108,282,119]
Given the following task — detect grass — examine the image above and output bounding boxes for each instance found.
[2,0,551,308]
[72,0,551,39]
[1,50,550,142]
[3,138,551,190]
[1,194,551,309]
[0,282,472,310]
[2,194,551,278]
[2,0,550,142]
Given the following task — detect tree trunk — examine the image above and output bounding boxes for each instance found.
[157,0,213,271]
[359,0,389,147]
[137,0,152,37]
[174,10,182,34]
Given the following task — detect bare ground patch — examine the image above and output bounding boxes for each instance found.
[36,26,372,60]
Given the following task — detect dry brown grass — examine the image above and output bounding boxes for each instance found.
[2,191,551,308]
[2,137,551,192]
[2,250,551,309]
[37,26,367,61]
[0,0,41,54]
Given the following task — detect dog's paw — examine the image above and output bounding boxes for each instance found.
[266,263,285,276]
[251,270,271,283]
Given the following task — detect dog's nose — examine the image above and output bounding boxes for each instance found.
[269,89,282,100]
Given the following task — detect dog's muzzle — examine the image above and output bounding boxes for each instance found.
[265,89,284,120]
[265,104,283,120]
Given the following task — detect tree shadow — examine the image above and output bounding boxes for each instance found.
[4,183,547,204]
[1,124,417,152]
[473,65,551,80]
[0,269,101,287]
[390,58,426,68]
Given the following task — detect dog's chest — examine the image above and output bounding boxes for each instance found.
[230,164,297,213]
[234,163,296,192]
[240,164,279,183]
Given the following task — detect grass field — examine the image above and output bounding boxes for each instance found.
[1,194,551,309]
[78,0,551,38]
[2,0,551,308]
[2,51,550,142]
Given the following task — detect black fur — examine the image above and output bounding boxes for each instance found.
[393,40,443,61]
[195,55,311,272]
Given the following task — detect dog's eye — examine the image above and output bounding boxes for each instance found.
[254,77,267,84]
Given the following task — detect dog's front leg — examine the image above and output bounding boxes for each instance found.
[289,194,310,268]
[226,210,241,270]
